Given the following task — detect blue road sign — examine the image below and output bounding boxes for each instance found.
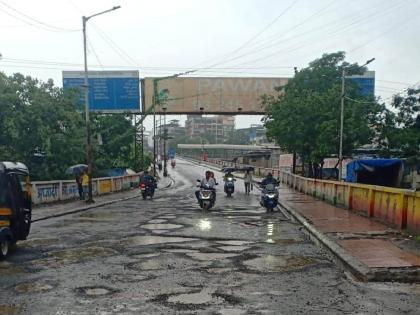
[62,71,140,113]
[348,71,375,96]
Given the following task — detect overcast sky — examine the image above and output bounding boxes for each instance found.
[1,0,419,130]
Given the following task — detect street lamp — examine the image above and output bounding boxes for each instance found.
[82,5,121,203]
[338,57,375,181]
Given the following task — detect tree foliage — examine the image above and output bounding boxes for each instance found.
[0,72,149,180]
[262,52,387,176]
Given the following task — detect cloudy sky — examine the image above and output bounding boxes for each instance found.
[1,0,419,129]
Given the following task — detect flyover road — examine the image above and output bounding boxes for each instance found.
[1,159,420,314]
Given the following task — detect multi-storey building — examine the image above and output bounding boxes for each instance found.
[185,115,235,143]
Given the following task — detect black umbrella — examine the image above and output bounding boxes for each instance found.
[65,164,88,175]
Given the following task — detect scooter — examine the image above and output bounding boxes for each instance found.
[224,176,236,197]
[197,180,217,210]
[139,182,154,200]
[171,160,176,168]
[260,183,279,212]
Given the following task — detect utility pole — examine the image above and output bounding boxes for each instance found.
[82,6,120,203]
[338,57,375,181]
[153,79,157,176]
[163,107,168,177]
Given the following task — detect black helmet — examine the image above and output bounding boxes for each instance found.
[267,172,273,178]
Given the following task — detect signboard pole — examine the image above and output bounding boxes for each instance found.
[153,79,157,177]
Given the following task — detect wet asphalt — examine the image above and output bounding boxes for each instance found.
[1,159,420,314]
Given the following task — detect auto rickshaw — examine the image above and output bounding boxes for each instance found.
[0,162,32,259]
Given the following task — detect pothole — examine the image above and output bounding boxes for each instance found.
[124,236,198,246]
[167,288,222,305]
[0,305,20,315]
[147,219,168,224]
[243,255,317,272]
[186,252,239,261]
[141,223,184,230]
[218,246,251,252]
[14,281,55,294]
[216,240,254,246]
[76,286,118,297]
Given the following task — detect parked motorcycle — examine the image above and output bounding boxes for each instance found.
[260,183,279,212]
[224,175,236,197]
[139,182,154,200]
[197,180,217,210]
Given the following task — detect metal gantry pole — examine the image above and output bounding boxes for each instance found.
[82,16,94,203]
[163,108,167,177]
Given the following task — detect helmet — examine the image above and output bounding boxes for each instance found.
[267,172,273,178]
[205,170,211,177]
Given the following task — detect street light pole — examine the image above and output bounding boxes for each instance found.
[338,57,375,181]
[82,5,120,203]
[163,107,168,177]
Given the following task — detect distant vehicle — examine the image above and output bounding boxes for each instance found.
[139,182,154,200]
[223,173,236,197]
[0,162,32,259]
[171,160,176,168]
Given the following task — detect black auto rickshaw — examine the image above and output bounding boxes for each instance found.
[0,162,32,259]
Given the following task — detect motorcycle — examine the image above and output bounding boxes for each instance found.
[260,183,279,212]
[171,160,176,168]
[224,175,236,197]
[197,180,217,210]
[139,182,154,200]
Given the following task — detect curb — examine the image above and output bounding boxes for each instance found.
[33,176,176,223]
[32,192,143,222]
[278,200,373,281]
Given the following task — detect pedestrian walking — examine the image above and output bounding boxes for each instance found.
[81,171,89,200]
[76,174,83,200]
[244,169,253,195]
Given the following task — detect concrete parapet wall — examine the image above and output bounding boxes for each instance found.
[199,156,420,234]
[31,174,141,205]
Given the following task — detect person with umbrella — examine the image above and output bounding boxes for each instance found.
[66,164,88,200]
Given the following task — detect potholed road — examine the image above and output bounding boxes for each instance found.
[1,159,420,314]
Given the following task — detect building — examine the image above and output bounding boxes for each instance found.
[157,119,185,138]
[185,115,235,142]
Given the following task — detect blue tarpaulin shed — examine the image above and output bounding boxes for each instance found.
[346,159,403,187]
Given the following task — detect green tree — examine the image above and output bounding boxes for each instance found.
[262,52,386,177]
[388,88,420,158]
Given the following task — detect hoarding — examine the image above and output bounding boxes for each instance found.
[63,71,140,113]
[143,77,288,114]
[348,71,375,96]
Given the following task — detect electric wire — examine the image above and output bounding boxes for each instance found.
[0,0,78,32]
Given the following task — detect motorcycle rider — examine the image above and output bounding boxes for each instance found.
[140,170,157,197]
[261,173,278,188]
[195,170,216,203]
[260,173,278,206]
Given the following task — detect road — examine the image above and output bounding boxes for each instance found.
[1,159,420,314]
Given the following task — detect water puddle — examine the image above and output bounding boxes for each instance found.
[0,305,20,315]
[77,286,117,297]
[152,230,169,234]
[167,288,223,305]
[243,255,317,272]
[206,267,234,274]
[265,239,298,245]
[130,253,160,259]
[163,249,199,253]
[186,252,238,261]
[0,262,26,275]
[159,215,176,219]
[218,246,251,252]
[216,240,254,246]
[125,236,198,246]
[141,223,183,230]
[21,237,59,247]
[15,282,54,294]
[34,246,117,267]
[219,308,246,315]
[196,218,212,231]
[147,219,168,224]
